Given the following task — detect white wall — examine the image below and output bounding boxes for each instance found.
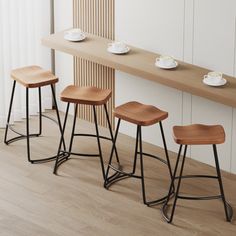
[54,0,236,173]
[115,0,236,173]
[54,0,74,111]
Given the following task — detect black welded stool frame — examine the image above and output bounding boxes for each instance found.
[104,118,174,206]
[4,80,65,164]
[162,144,233,223]
[53,102,119,180]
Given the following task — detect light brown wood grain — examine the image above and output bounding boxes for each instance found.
[60,85,112,105]
[11,65,58,88]
[114,101,168,126]
[173,124,225,145]
[42,31,236,108]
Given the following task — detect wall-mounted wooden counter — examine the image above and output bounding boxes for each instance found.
[42,31,236,108]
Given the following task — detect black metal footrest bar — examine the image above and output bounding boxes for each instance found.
[30,154,62,164]
[105,161,175,207]
[4,83,66,165]
[5,113,60,145]
[162,199,233,222]
[146,191,175,207]
[138,152,168,165]
[104,173,138,189]
[108,164,141,178]
[105,171,122,184]
[6,123,40,140]
[73,133,112,142]
[104,122,174,207]
[174,174,218,180]
[178,194,221,201]
[59,131,113,158]
[5,133,40,145]
[161,144,233,223]
[62,151,100,157]
[105,163,175,206]
[53,152,70,171]
[172,174,221,201]
[54,143,112,173]
[104,163,140,189]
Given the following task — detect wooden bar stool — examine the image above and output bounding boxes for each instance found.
[53,85,119,180]
[162,124,233,223]
[4,65,64,163]
[104,101,173,206]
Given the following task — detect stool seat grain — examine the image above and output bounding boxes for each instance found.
[60,85,112,105]
[173,124,225,145]
[114,101,168,126]
[11,65,58,88]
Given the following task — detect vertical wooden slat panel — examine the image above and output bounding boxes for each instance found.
[73,0,115,128]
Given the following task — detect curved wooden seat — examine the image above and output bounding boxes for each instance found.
[60,85,112,105]
[114,101,168,126]
[11,65,58,88]
[163,124,231,223]
[173,124,225,145]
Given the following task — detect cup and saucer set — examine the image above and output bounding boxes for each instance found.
[155,55,178,69]
[107,41,130,54]
[64,28,86,42]
[203,71,227,87]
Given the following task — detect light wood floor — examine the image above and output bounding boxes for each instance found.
[0,111,236,236]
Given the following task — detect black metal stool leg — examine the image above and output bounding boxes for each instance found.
[159,122,173,180]
[213,144,232,221]
[68,104,78,153]
[4,81,16,144]
[50,84,66,151]
[26,88,31,163]
[5,82,65,163]
[104,104,120,164]
[162,144,233,223]
[104,121,174,205]
[93,105,105,180]
[53,103,70,174]
[29,85,67,164]
[38,87,42,136]
[104,119,121,187]
[162,144,183,223]
[26,87,42,163]
[169,145,187,223]
[132,126,139,174]
[139,125,148,204]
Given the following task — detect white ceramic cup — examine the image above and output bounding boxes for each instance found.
[108,41,127,52]
[66,28,83,38]
[204,71,223,84]
[156,55,175,67]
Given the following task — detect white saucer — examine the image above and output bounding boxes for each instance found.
[155,61,178,69]
[203,77,227,87]
[107,46,130,55]
[64,33,86,42]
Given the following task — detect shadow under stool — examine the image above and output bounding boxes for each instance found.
[53,85,119,179]
[162,124,233,223]
[4,65,64,163]
[104,101,174,206]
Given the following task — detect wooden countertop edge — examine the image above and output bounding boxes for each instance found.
[42,34,236,108]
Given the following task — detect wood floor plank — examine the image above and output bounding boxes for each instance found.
[0,111,236,235]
